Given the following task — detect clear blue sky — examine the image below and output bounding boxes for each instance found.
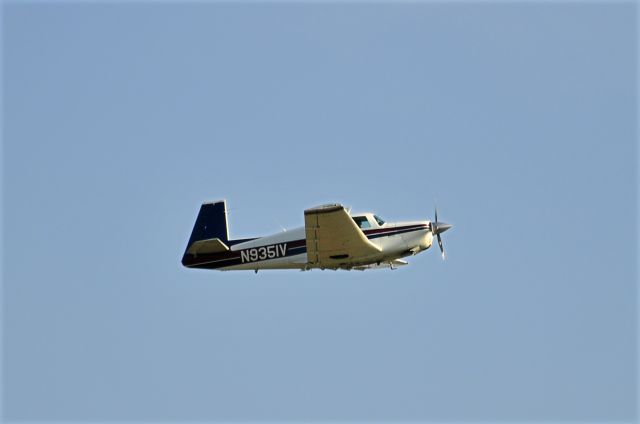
[2,2,637,422]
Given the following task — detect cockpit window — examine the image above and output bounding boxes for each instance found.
[374,215,385,226]
[352,216,371,229]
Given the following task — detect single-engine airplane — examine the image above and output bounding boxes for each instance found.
[181,200,452,272]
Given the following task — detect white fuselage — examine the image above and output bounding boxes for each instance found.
[223,213,433,271]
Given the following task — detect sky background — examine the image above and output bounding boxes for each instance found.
[2,2,638,422]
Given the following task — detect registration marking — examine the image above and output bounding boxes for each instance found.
[240,243,287,263]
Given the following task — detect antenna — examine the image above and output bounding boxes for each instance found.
[275,218,287,232]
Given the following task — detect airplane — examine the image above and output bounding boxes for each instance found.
[181,200,452,272]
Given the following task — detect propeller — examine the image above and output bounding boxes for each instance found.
[431,206,453,260]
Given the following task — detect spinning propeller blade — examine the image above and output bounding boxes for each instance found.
[431,206,452,260]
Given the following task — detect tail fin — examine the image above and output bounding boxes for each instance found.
[183,200,229,256]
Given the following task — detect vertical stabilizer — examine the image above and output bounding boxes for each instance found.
[184,200,229,255]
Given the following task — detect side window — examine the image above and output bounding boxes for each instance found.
[374,215,385,226]
[352,216,371,229]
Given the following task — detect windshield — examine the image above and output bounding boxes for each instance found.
[352,216,371,229]
[374,215,385,226]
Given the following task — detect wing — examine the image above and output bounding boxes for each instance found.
[304,204,381,266]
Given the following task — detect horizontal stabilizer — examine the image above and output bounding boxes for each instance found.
[187,238,229,256]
